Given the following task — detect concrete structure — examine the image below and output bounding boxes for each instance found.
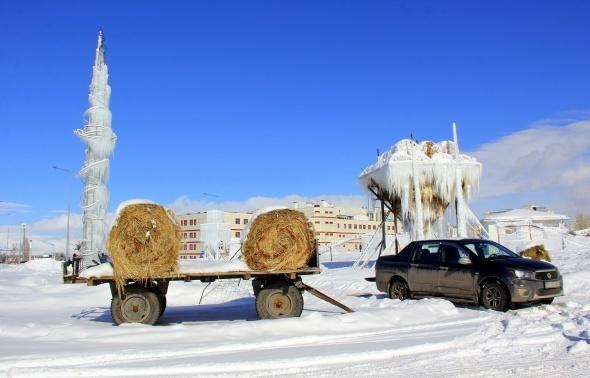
[482,205,569,243]
[177,201,402,259]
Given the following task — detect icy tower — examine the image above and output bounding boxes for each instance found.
[75,30,117,269]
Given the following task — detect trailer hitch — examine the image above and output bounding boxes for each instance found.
[293,280,354,313]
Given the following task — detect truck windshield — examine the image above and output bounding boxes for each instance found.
[462,241,519,260]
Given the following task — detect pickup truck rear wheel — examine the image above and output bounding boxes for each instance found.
[481,282,509,312]
[389,279,409,301]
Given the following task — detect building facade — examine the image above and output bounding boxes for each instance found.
[177,201,401,258]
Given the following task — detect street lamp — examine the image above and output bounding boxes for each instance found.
[52,166,73,260]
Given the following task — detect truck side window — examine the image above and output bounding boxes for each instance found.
[442,244,470,264]
[413,243,440,264]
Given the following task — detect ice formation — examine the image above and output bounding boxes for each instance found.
[200,210,231,259]
[359,137,481,240]
[74,30,117,269]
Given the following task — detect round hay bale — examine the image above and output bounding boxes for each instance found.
[519,244,551,262]
[243,209,315,271]
[107,203,181,290]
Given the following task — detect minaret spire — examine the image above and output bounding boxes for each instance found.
[75,29,117,269]
[95,28,105,67]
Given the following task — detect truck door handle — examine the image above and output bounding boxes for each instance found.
[439,266,448,270]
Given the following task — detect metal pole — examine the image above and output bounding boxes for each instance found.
[381,200,386,252]
[52,166,72,260]
[394,206,399,253]
[453,122,467,237]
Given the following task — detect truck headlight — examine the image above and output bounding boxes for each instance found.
[512,269,534,280]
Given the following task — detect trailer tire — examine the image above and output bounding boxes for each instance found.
[256,282,303,319]
[119,288,161,325]
[110,295,126,326]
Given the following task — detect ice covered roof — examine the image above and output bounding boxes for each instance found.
[359,139,481,206]
[482,207,568,222]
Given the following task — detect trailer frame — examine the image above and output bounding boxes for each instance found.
[80,249,353,325]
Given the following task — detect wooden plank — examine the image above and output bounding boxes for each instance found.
[82,267,322,286]
[294,281,354,313]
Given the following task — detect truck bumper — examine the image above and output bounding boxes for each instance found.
[508,277,563,303]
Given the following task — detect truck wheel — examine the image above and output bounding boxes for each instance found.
[481,282,509,312]
[110,295,126,326]
[256,282,303,319]
[389,279,409,301]
[120,288,161,325]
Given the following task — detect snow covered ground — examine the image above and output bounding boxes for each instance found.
[1,237,590,377]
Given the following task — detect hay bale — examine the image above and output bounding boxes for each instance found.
[243,209,315,271]
[519,244,551,262]
[107,202,181,290]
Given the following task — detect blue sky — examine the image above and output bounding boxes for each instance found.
[1,1,590,238]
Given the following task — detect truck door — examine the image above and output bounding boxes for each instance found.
[437,243,476,299]
[408,242,441,295]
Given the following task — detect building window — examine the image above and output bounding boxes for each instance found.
[183,244,187,250]
[315,221,320,224]
[244,219,248,224]
[348,224,352,229]
[354,224,357,229]
[235,218,241,224]
[337,224,340,228]
[235,231,241,237]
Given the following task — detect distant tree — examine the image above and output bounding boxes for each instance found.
[574,213,590,230]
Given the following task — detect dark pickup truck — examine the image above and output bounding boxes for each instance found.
[373,239,563,311]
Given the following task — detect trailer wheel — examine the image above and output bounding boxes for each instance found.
[110,295,126,326]
[119,288,161,325]
[256,282,303,319]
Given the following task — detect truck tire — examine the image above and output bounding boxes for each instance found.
[256,282,303,319]
[389,279,410,301]
[481,282,509,312]
[119,288,162,325]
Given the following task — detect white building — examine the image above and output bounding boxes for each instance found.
[482,205,569,243]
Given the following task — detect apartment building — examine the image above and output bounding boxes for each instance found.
[294,200,400,251]
[177,201,401,258]
[176,211,252,259]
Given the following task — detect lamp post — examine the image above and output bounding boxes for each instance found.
[52,166,72,260]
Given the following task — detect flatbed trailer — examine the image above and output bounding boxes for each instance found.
[80,251,353,325]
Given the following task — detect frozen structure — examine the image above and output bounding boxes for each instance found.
[75,30,117,269]
[359,127,483,241]
[200,210,231,259]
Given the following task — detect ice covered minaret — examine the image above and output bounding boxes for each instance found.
[75,30,117,269]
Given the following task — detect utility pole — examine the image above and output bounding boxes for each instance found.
[52,166,72,260]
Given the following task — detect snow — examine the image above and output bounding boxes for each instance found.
[79,262,114,278]
[79,259,250,279]
[1,236,590,376]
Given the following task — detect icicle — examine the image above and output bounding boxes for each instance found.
[453,123,467,237]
